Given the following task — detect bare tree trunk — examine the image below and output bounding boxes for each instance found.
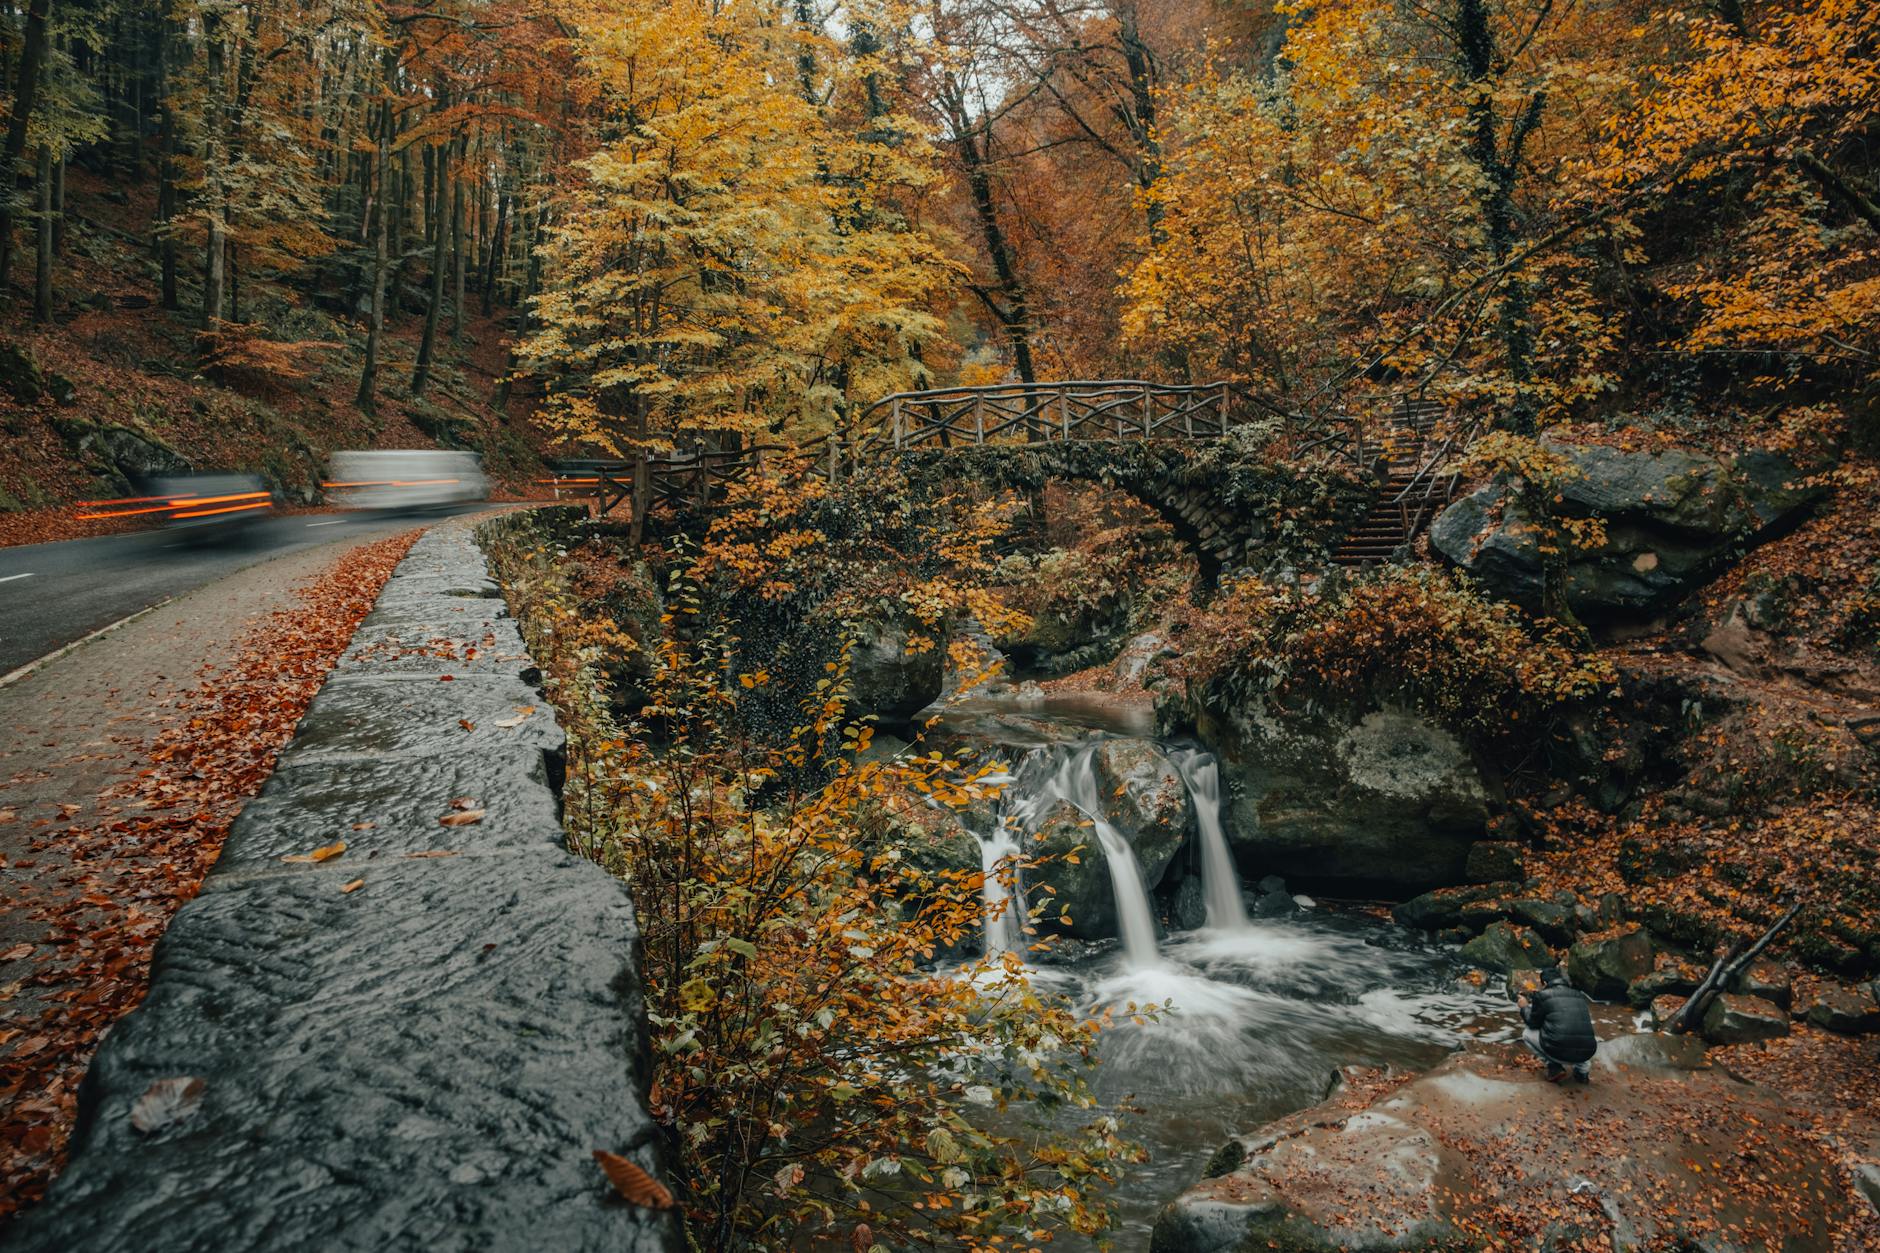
[412,129,452,396]
[450,134,466,343]
[156,0,179,309]
[0,0,52,291]
[943,82,1037,386]
[356,74,393,414]
[34,145,53,322]
[201,14,228,329]
[51,153,63,256]
[481,185,509,314]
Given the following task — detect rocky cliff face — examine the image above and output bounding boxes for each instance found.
[1183,699,1492,894]
[1431,442,1825,620]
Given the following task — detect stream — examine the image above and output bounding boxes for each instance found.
[929,691,1512,1244]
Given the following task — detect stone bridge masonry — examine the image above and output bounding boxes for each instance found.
[9,515,678,1253]
[899,442,1374,585]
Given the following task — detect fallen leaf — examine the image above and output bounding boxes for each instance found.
[340,878,365,894]
[851,1223,874,1253]
[592,1150,675,1209]
[1,944,33,962]
[0,808,16,824]
[439,675,455,682]
[352,821,376,831]
[130,1077,206,1134]
[494,706,536,729]
[438,809,486,827]
[281,840,347,865]
[458,718,475,731]
[448,797,479,810]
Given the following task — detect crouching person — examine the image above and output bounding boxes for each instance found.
[1519,966,1598,1083]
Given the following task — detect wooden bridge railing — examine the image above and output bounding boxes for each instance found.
[544,378,1380,522]
[857,380,1244,452]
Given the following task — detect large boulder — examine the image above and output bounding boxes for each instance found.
[1194,701,1490,894]
[1089,738,1193,888]
[1151,1036,1865,1253]
[1702,993,1789,1045]
[1459,919,1553,974]
[1800,983,1880,1035]
[847,618,945,722]
[1024,799,1118,939]
[1431,442,1825,620]
[1567,927,1654,1000]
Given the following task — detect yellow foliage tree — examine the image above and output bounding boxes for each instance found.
[521,0,961,460]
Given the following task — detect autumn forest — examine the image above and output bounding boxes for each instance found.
[1,0,1878,1250]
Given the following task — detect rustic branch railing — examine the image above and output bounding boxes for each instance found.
[545,378,1380,521]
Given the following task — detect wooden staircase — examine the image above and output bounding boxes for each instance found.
[1332,397,1455,568]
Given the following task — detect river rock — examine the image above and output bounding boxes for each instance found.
[1503,896,1579,945]
[1025,800,1118,940]
[1459,919,1553,974]
[873,792,982,881]
[1627,954,1708,1007]
[1194,702,1490,893]
[1702,993,1790,1045]
[1090,738,1193,887]
[1151,1035,1863,1253]
[1728,958,1793,1012]
[1392,881,1518,932]
[1464,839,1527,884]
[1567,927,1654,1000]
[1800,983,1880,1035]
[1430,442,1825,620]
[848,618,945,722]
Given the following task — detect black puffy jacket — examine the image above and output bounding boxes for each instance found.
[1525,984,1598,1063]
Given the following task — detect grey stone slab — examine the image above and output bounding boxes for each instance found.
[221,748,565,865]
[280,673,563,765]
[338,619,532,678]
[7,854,676,1253]
[362,594,512,629]
[374,575,502,604]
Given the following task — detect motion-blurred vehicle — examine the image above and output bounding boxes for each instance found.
[77,473,274,536]
[323,450,490,512]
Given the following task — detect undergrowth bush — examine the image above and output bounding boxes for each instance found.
[484,516,1136,1251]
[1182,565,1617,746]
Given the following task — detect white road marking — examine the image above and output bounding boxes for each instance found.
[0,573,34,584]
[306,520,345,528]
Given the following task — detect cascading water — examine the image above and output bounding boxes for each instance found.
[980,742,1164,969]
[1170,748,1249,931]
[978,820,1025,956]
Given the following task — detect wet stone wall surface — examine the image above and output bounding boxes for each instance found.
[9,515,679,1253]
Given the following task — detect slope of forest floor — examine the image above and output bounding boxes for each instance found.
[0,169,557,547]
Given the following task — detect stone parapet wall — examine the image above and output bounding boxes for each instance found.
[9,514,677,1253]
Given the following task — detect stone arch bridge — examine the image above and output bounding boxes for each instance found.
[543,380,1456,576]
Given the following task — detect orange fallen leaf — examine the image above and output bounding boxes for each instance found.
[340,879,365,894]
[592,1150,674,1209]
[458,718,475,731]
[1,944,32,962]
[352,821,376,831]
[281,840,347,864]
[851,1222,874,1253]
[438,809,485,827]
[494,706,536,729]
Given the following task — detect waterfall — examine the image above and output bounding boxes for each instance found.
[994,744,1162,969]
[978,821,1025,956]
[970,740,1251,966]
[1172,749,1249,931]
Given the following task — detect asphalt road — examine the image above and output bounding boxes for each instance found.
[0,507,501,678]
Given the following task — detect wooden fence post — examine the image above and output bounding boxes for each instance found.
[1059,390,1070,441]
[893,398,904,451]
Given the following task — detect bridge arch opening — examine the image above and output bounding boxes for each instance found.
[980,479,1204,679]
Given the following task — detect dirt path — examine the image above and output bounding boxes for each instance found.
[0,524,422,1216]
